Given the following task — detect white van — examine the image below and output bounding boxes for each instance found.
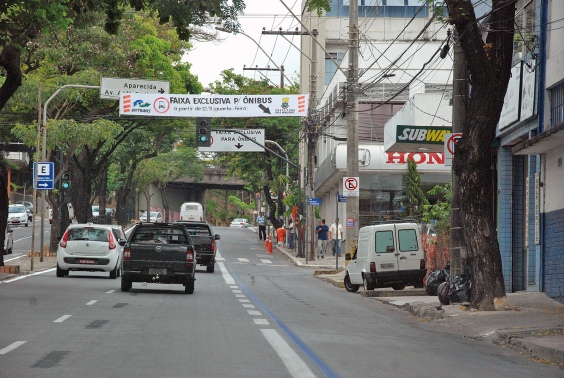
[180,202,204,222]
[344,222,426,292]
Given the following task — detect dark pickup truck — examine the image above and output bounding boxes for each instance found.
[175,221,220,273]
[121,223,196,294]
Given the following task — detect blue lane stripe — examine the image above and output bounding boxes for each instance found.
[218,244,341,378]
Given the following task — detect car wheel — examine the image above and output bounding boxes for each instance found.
[207,264,215,273]
[185,280,194,294]
[56,264,67,278]
[363,275,374,291]
[392,284,406,291]
[109,264,118,279]
[121,276,132,292]
[344,273,359,293]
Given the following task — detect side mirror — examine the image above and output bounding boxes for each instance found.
[214,235,221,240]
[345,253,351,261]
[386,245,395,253]
[118,239,127,246]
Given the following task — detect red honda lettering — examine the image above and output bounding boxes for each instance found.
[427,153,445,164]
[386,153,406,164]
[407,153,426,164]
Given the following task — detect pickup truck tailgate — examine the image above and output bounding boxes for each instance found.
[129,243,188,272]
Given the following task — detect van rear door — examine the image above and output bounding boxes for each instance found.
[373,225,399,274]
[394,224,422,271]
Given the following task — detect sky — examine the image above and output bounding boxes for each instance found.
[184,0,304,90]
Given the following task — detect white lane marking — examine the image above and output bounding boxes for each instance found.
[242,304,255,308]
[238,258,249,263]
[232,290,242,293]
[0,341,27,355]
[260,259,272,264]
[260,329,316,378]
[229,286,238,289]
[216,250,225,261]
[247,310,262,316]
[254,318,270,325]
[217,262,235,285]
[4,255,25,262]
[238,299,250,303]
[106,290,116,294]
[3,268,56,283]
[53,315,72,323]
[258,264,287,267]
[235,294,246,298]
[86,300,97,306]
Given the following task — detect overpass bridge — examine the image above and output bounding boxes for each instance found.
[136,167,249,221]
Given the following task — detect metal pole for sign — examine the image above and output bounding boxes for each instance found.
[336,192,339,272]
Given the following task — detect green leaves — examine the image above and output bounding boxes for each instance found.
[305,0,331,17]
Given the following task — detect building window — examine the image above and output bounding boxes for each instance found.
[328,0,428,18]
[551,82,564,128]
[325,52,345,85]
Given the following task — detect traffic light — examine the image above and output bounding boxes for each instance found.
[196,117,212,147]
[61,171,71,204]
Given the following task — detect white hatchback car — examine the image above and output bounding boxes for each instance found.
[229,218,251,228]
[56,224,127,279]
[8,204,29,227]
[140,211,163,223]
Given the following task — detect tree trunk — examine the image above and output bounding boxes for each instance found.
[98,166,108,221]
[263,184,281,229]
[445,0,516,310]
[161,186,170,222]
[0,46,23,112]
[71,151,95,223]
[0,161,9,266]
[46,191,59,253]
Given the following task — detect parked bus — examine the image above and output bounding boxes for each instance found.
[180,202,204,222]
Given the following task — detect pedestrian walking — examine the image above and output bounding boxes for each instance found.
[315,219,329,259]
[257,212,266,240]
[329,218,343,257]
[276,226,286,248]
[288,218,295,249]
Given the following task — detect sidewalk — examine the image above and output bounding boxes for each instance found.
[274,244,346,271]
[0,256,57,282]
[312,269,564,364]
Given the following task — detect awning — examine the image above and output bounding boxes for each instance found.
[513,123,564,155]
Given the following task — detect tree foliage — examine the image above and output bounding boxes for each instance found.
[401,158,429,219]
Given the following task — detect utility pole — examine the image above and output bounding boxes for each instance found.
[308,29,318,261]
[345,0,360,257]
[243,65,285,89]
[450,38,468,279]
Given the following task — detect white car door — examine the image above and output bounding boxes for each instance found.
[394,224,423,271]
[348,228,370,284]
[373,224,399,274]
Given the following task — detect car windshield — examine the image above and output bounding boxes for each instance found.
[131,227,188,244]
[67,227,109,242]
[9,206,25,213]
[184,226,211,236]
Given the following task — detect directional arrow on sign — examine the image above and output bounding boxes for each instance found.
[235,143,243,149]
[38,183,48,188]
[258,104,271,114]
[158,88,165,94]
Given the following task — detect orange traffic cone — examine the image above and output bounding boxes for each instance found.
[264,235,269,247]
[267,239,273,254]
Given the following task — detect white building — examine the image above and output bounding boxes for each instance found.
[299,1,453,236]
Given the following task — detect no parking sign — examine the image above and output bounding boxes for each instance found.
[343,177,359,197]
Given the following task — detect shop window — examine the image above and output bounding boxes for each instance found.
[551,82,564,128]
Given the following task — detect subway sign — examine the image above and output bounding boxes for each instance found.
[396,126,451,144]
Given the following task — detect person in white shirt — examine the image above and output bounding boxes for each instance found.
[329,218,343,257]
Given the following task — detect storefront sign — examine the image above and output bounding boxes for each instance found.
[521,63,536,120]
[396,126,451,144]
[499,64,522,130]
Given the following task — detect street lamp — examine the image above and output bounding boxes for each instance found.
[215,26,293,86]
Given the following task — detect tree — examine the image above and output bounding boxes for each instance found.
[209,69,301,229]
[0,0,244,111]
[401,158,429,219]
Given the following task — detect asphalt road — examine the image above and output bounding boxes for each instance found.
[3,219,52,259]
[0,226,561,377]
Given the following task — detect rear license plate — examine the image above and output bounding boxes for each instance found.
[381,263,395,269]
[79,259,96,264]
[149,268,167,275]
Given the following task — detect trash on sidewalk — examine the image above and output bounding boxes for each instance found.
[438,279,450,305]
[448,273,472,304]
[425,262,450,295]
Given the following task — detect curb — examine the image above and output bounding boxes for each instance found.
[376,298,445,318]
[495,327,564,364]
[316,274,345,289]
[273,246,346,271]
